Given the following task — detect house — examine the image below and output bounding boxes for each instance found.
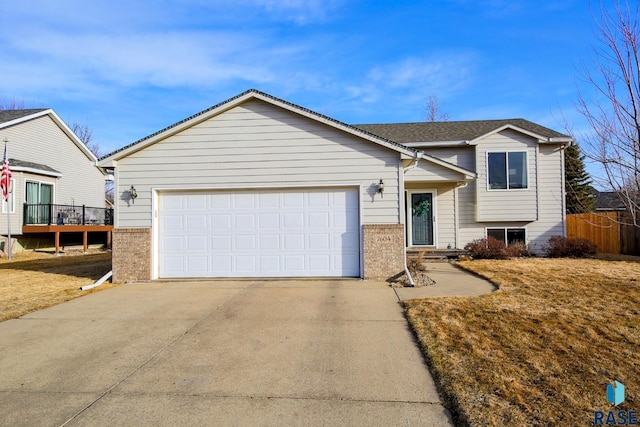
[98,89,572,282]
[592,189,630,211]
[0,109,112,254]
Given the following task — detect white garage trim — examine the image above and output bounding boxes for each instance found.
[152,185,363,279]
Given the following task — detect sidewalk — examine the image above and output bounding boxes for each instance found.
[394,262,496,300]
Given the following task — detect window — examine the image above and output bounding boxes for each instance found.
[487,228,526,246]
[488,151,528,189]
[25,181,54,224]
[1,178,15,213]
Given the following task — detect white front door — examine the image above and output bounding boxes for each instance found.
[158,188,361,278]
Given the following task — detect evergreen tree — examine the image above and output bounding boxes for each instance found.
[565,143,595,213]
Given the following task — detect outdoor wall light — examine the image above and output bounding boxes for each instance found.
[130,185,138,203]
[377,179,385,197]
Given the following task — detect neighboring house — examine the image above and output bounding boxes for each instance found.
[0,109,112,253]
[592,189,630,211]
[98,89,572,282]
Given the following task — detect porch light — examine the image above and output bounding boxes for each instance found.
[377,179,384,197]
[130,185,138,203]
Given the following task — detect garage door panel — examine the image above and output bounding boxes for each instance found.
[159,188,360,278]
[211,235,232,250]
[259,235,280,250]
[283,212,304,228]
[186,194,207,209]
[212,256,232,272]
[186,215,207,231]
[161,236,184,253]
[259,213,279,228]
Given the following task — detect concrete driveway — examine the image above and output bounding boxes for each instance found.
[0,280,453,426]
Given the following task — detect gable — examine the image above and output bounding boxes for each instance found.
[98,89,419,166]
[355,119,573,146]
[404,158,474,182]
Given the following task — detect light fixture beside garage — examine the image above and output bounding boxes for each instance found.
[129,185,138,203]
[377,179,384,198]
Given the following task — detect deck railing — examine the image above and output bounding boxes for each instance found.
[23,203,114,226]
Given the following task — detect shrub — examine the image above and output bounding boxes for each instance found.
[505,241,534,258]
[464,237,509,259]
[544,236,597,258]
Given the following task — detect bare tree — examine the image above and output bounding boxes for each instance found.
[577,1,640,226]
[0,97,25,110]
[425,95,450,122]
[70,122,102,158]
[70,122,114,204]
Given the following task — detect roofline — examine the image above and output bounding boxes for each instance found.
[470,124,574,145]
[0,109,101,168]
[98,89,420,166]
[415,152,477,178]
[403,140,470,148]
[0,109,49,129]
[11,165,63,178]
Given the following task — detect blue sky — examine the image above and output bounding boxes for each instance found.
[1,0,599,156]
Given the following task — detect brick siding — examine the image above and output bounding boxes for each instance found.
[112,228,151,282]
[363,224,405,280]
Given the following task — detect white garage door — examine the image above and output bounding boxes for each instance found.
[158,188,360,278]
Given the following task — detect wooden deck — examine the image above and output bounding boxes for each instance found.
[22,225,113,253]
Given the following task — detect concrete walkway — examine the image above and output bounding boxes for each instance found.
[395,262,496,300]
[0,279,455,426]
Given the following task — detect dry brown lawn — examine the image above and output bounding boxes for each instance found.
[0,251,119,322]
[403,258,640,426]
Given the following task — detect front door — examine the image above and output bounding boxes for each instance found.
[409,192,434,246]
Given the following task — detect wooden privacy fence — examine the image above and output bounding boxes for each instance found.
[566,212,640,255]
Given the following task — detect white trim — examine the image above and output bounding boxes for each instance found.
[486,150,530,191]
[0,109,100,166]
[403,140,470,148]
[152,183,364,280]
[406,189,438,248]
[471,124,573,145]
[454,185,459,249]
[152,188,159,280]
[25,179,55,204]
[11,165,62,178]
[358,184,364,279]
[98,90,418,166]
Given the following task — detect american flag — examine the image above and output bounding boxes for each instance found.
[1,142,11,202]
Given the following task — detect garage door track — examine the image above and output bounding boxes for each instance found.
[0,280,453,426]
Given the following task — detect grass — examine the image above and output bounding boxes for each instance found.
[403,258,640,426]
[0,251,118,322]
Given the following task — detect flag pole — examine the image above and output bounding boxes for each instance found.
[6,191,10,261]
[2,138,11,261]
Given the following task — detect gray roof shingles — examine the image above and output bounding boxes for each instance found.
[9,158,61,174]
[354,119,570,143]
[0,109,47,125]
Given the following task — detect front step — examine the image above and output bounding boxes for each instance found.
[406,248,467,263]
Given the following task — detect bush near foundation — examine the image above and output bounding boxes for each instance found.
[464,237,509,259]
[543,236,597,258]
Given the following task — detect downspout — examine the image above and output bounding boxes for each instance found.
[402,151,424,287]
[81,270,113,291]
[560,143,569,237]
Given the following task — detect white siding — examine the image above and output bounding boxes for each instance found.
[415,134,565,253]
[526,144,565,249]
[404,160,467,181]
[422,147,476,171]
[0,115,104,232]
[475,130,538,221]
[116,99,401,228]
